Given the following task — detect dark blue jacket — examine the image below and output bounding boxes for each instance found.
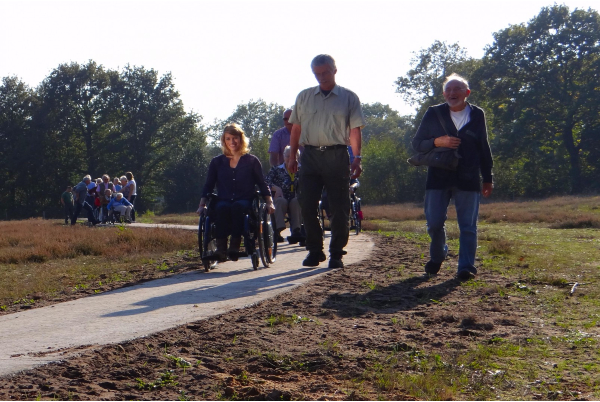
[201,154,271,200]
[412,103,493,191]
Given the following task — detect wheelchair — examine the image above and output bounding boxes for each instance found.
[198,192,277,272]
[318,189,362,236]
[349,192,362,235]
[318,190,329,237]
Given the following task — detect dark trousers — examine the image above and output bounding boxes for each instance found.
[214,199,252,239]
[298,146,350,257]
[63,204,74,224]
[71,202,96,225]
[129,195,137,221]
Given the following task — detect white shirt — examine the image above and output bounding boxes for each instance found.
[450,105,471,131]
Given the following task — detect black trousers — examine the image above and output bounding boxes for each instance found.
[71,201,95,225]
[63,204,74,224]
[298,146,350,258]
[129,194,137,221]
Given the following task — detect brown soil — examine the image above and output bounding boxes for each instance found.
[0,234,581,400]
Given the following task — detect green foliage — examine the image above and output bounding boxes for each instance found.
[361,136,425,204]
[394,41,477,112]
[0,61,207,216]
[2,4,600,215]
[361,102,413,145]
[477,5,600,196]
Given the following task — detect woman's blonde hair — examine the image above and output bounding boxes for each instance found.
[221,123,249,157]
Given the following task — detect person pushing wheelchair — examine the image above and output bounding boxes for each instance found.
[197,123,275,262]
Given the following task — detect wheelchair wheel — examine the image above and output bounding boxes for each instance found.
[355,199,362,234]
[198,214,217,272]
[251,252,259,270]
[257,203,276,268]
[318,200,326,240]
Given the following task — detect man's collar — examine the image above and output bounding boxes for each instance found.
[312,84,339,96]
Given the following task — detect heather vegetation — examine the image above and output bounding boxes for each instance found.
[0,219,197,312]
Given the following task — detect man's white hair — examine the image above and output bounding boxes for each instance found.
[443,73,470,91]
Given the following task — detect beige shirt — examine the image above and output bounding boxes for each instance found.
[289,85,366,147]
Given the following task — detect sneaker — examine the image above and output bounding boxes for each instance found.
[457,270,476,281]
[328,257,344,269]
[275,234,285,243]
[302,251,326,267]
[425,260,442,275]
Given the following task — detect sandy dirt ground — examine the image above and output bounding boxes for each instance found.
[0,233,586,400]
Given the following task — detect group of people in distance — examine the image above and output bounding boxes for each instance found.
[61,172,137,226]
[199,53,494,281]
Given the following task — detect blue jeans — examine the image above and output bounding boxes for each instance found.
[214,199,252,239]
[424,188,480,274]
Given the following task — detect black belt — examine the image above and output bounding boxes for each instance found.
[304,144,347,151]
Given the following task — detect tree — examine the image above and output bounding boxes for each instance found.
[361,136,425,204]
[35,61,115,183]
[361,102,414,150]
[477,5,600,194]
[0,77,36,214]
[395,41,474,110]
[162,120,210,213]
[110,65,194,212]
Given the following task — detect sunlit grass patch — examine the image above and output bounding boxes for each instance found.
[486,238,515,255]
[138,212,199,226]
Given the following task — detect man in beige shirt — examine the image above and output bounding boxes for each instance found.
[287,54,366,268]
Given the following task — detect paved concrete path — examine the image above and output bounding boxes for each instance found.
[0,226,373,377]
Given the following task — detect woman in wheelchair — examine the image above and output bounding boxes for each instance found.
[198,123,275,262]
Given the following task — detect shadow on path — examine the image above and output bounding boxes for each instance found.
[102,267,329,317]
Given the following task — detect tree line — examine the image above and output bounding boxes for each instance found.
[0,4,598,217]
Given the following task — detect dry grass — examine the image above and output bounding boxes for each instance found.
[0,219,197,306]
[362,203,425,222]
[139,212,199,226]
[362,195,600,227]
[478,195,600,226]
[0,219,196,264]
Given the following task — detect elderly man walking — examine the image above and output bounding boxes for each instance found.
[412,73,493,280]
[71,175,100,226]
[287,54,365,268]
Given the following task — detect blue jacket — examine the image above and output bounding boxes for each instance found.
[107,197,132,210]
